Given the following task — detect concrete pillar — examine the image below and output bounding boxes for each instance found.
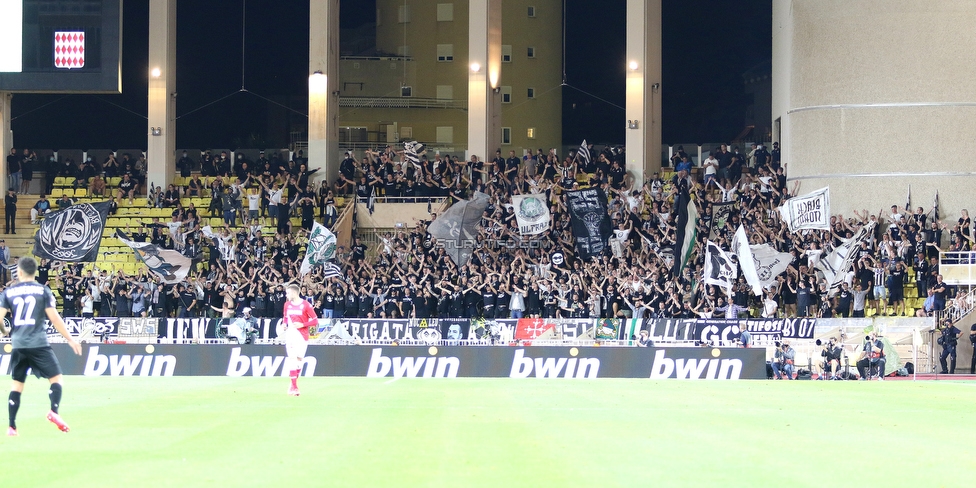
[0,92,11,183]
[625,0,662,186]
[309,0,341,184]
[146,0,177,192]
[467,0,502,162]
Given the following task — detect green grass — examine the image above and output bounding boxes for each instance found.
[0,377,973,487]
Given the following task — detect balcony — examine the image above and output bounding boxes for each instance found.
[339,97,467,110]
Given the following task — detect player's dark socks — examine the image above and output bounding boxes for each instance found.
[8,391,20,429]
[49,384,62,414]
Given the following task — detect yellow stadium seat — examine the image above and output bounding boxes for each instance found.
[54,177,65,187]
[51,189,64,198]
[64,177,76,186]
[108,177,121,187]
[74,188,88,198]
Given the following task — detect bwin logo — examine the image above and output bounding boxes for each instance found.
[84,346,177,377]
[366,348,459,378]
[226,348,317,377]
[509,349,600,378]
[649,350,743,380]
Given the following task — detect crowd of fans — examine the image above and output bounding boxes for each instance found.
[7,142,972,323]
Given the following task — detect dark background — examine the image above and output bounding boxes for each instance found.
[8,0,771,151]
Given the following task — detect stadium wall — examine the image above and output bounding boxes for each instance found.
[772,0,976,220]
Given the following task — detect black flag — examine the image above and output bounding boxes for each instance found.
[33,201,111,262]
[565,188,612,260]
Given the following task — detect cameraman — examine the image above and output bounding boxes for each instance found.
[819,337,842,380]
[771,341,796,380]
[938,320,962,374]
[856,332,886,380]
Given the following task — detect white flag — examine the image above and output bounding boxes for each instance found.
[704,240,736,295]
[816,222,876,296]
[732,225,762,296]
[300,222,339,275]
[778,187,830,232]
[749,244,793,288]
[511,194,551,236]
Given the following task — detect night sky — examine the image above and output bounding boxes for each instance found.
[8,0,770,151]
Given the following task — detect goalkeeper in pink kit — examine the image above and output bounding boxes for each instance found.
[282,284,318,396]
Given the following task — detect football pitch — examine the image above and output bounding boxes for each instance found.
[0,377,973,487]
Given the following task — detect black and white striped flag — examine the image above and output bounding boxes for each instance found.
[7,264,17,282]
[577,140,591,166]
[403,140,424,165]
[323,263,343,280]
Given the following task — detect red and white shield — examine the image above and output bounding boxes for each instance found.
[54,31,86,69]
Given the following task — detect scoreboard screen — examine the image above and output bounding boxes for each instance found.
[0,0,122,93]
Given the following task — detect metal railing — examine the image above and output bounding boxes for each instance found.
[938,286,976,325]
[338,96,467,110]
[937,252,976,324]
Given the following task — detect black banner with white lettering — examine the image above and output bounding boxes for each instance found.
[694,318,817,345]
[565,188,612,260]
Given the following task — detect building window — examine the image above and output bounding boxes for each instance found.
[436,126,454,144]
[436,85,453,100]
[527,128,536,139]
[527,46,536,58]
[527,87,535,99]
[501,127,512,145]
[502,45,512,63]
[436,44,454,62]
[528,6,536,17]
[400,86,412,97]
[436,3,454,21]
[398,5,411,23]
[501,86,512,103]
[401,127,413,139]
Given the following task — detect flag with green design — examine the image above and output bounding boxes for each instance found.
[300,222,338,275]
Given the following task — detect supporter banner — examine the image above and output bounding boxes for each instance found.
[704,241,736,293]
[648,318,697,342]
[732,225,762,296]
[299,222,340,276]
[708,201,737,240]
[566,188,612,260]
[26,344,765,379]
[673,186,698,275]
[33,201,112,262]
[816,222,876,296]
[594,318,621,340]
[778,187,830,232]
[117,230,191,284]
[514,318,557,344]
[512,194,551,236]
[695,318,817,346]
[403,140,424,164]
[750,244,792,288]
[428,191,490,267]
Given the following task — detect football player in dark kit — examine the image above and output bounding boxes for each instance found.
[0,257,82,436]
